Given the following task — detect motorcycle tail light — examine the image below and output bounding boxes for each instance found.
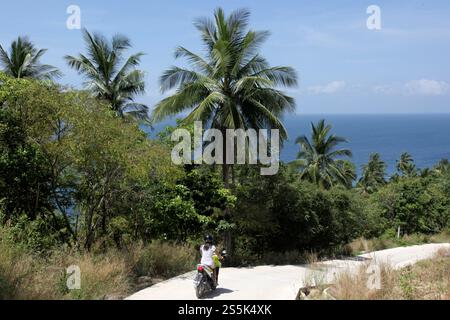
[197,265,204,272]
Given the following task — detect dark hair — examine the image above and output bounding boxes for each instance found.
[203,234,213,251]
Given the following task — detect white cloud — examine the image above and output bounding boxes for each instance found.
[373,79,450,96]
[307,81,346,94]
[404,79,450,96]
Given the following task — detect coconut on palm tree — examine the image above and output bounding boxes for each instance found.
[65,29,148,121]
[291,119,353,189]
[0,36,61,80]
[151,8,297,186]
[357,153,386,194]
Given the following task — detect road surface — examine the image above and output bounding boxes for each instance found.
[127,243,449,300]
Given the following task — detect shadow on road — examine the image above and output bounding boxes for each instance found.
[203,287,234,299]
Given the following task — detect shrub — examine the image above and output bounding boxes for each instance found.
[0,213,69,253]
[363,175,450,237]
[233,165,366,259]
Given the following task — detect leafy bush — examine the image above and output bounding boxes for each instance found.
[0,108,53,219]
[363,175,450,237]
[0,213,70,253]
[233,165,366,260]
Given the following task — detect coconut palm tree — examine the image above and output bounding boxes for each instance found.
[65,29,147,120]
[396,152,417,177]
[151,8,297,186]
[291,119,353,189]
[0,36,61,80]
[340,160,357,189]
[357,153,386,194]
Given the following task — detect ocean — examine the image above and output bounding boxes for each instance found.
[145,114,450,177]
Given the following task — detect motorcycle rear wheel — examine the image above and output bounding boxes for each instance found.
[195,286,202,298]
[195,281,206,298]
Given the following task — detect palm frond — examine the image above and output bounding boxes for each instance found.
[160,67,202,92]
[66,29,146,120]
[0,36,60,79]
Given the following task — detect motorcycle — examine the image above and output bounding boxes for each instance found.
[193,264,217,298]
[193,249,226,298]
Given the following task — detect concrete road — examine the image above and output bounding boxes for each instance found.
[126,243,449,300]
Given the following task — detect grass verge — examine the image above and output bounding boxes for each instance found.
[315,248,450,300]
[347,230,450,255]
[0,238,197,300]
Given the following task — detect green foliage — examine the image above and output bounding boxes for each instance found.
[151,8,297,140]
[65,29,147,120]
[0,73,181,250]
[291,119,354,189]
[145,183,207,241]
[1,71,448,266]
[396,152,417,177]
[132,168,236,243]
[0,108,52,219]
[357,153,387,194]
[232,165,364,260]
[179,167,236,216]
[0,36,61,80]
[270,182,363,251]
[0,5,449,288]
[363,174,450,236]
[0,213,69,253]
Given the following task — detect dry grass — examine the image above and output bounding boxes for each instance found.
[328,248,450,300]
[0,239,197,300]
[62,251,133,300]
[0,243,133,299]
[128,240,198,279]
[347,231,450,255]
[252,249,322,266]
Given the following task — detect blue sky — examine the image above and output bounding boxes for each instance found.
[1,0,450,114]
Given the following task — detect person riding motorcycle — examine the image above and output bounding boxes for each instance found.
[199,235,222,285]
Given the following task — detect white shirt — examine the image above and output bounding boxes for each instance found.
[200,244,216,267]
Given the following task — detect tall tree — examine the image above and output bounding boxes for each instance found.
[151,8,297,256]
[0,36,61,80]
[151,8,297,187]
[396,152,417,177]
[357,153,386,194]
[340,160,357,189]
[292,119,353,189]
[65,29,148,120]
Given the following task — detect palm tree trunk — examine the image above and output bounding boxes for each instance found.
[221,129,233,259]
[222,163,230,188]
[231,159,236,186]
[222,162,232,258]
